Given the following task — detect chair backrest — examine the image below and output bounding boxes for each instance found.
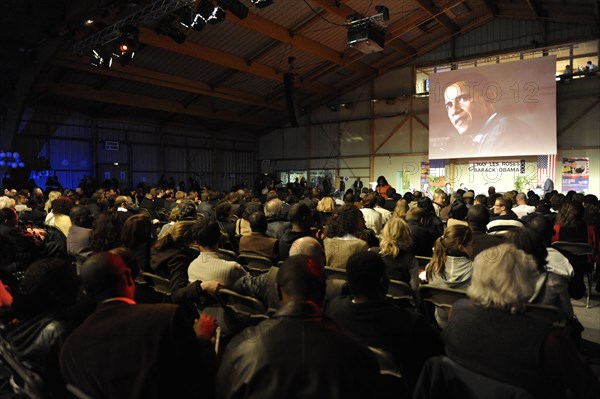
[387,279,413,300]
[368,346,411,399]
[414,256,432,268]
[414,356,534,399]
[324,266,347,280]
[218,248,238,261]
[0,337,48,399]
[325,278,348,300]
[66,384,95,399]
[551,241,593,257]
[216,288,269,320]
[142,272,171,295]
[525,303,566,328]
[238,253,273,270]
[418,285,468,308]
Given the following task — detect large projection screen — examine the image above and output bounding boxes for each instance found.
[428,56,557,159]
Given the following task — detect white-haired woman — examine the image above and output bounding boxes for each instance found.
[443,243,599,399]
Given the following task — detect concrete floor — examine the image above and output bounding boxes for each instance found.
[574,292,600,345]
[573,283,600,376]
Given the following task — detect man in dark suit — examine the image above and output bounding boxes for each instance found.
[239,211,279,264]
[60,252,217,399]
[466,204,504,259]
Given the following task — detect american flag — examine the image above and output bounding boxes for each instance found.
[537,154,556,185]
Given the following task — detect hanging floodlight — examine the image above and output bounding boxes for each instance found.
[157,18,186,43]
[91,48,113,67]
[250,0,273,8]
[217,0,248,20]
[179,6,194,28]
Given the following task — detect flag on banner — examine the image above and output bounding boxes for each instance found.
[537,154,556,183]
[430,159,445,177]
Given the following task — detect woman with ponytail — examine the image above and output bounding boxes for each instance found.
[150,220,197,278]
[425,224,474,328]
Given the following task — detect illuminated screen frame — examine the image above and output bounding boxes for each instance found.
[428,56,557,160]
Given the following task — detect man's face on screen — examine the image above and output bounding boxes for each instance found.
[444,81,490,136]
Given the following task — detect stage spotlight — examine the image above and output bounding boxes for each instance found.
[116,25,139,54]
[91,48,113,68]
[191,14,207,31]
[217,0,249,20]
[179,6,194,28]
[208,6,226,24]
[158,19,186,44]
[250,0,273,8]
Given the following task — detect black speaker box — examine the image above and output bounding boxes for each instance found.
[284,72,299,127]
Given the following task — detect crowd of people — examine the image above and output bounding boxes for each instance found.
[0,175,598,398]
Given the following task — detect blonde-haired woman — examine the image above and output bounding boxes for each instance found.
[425,224,473,328]
[376,217,419,291]
[392,199,409,219]
[44,190,62,214]
[317,196,336,226]
[443,243,599,398]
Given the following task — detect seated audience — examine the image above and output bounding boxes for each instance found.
[375,217,419,291]
[417,197,444,238]
[512,192,536,219]
[317,196,336,226]
[264,198,290,239]
[0,207,42,273]
[466,204,503,259]
[323,204,369,269]
[238,211,279,264]
[508,228,575,323]
[217,255,380,398]
[405,207,436,257]
[234,236,325,311]
[487,197,523,234]
[392,198,409,220]
[425,225,473,328]
[279,203,313,261]
[150,220,197,278]
[45,196,73,237]
[326,251,443,391]
[120,213,154,273]
[552,200,599,298]
[60,252,217,398]
[443,244,599,399]
[4,258,79,396]
[360,193,383,235]
[188,217,247,287]
[66,205,94,273]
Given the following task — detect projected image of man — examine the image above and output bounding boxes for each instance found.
[443,78,532,156]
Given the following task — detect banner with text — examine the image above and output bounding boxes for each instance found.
[561,157,589,192]
[468,160,524,175]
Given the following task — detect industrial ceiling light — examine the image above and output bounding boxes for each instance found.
[179,6,194,28]
[250,0,273,8]
[346,5,388,53]
[217,0,249,20]
[207,6,226,24]
[116,25,139,54]
[157,18,186,44]
[91,48,113,68]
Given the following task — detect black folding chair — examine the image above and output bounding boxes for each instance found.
[551,241,595,308]
[0,336,48,399]
[387,279,414,307]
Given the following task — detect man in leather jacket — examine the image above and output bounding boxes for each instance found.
[216,255,380,399]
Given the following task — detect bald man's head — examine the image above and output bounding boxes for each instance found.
[289,236,325,267]
[81,252,135,302]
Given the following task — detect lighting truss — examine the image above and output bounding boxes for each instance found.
[73,0,195,55]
